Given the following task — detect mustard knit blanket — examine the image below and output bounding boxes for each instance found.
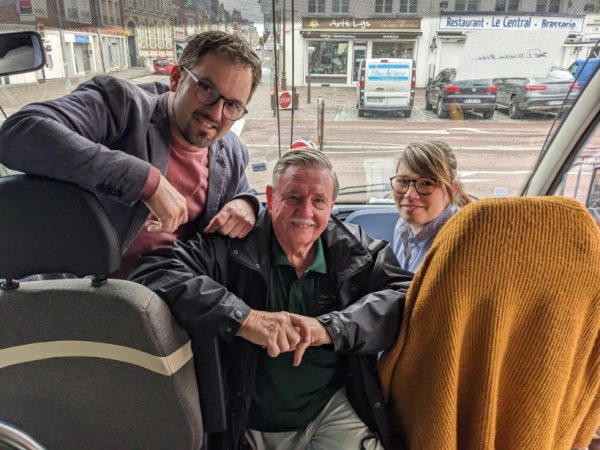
[379,196,600,450]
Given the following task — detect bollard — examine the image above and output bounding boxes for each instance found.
[306,74,311,104]
[317,96,325,151]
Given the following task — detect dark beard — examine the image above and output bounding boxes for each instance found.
[181,125,214,148]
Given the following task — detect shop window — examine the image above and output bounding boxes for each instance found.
[149,21,156,49]
[399,0,417,13]
[455,0,480,11]
[140,23,148,49]
[308,41,348,76]
[186,16,195,35]
[494,0,519,11]
[535,0,560,12]
[372,41,414,59]
[332,0,349,13]
[309,0,325,13]
[375,0,393,13]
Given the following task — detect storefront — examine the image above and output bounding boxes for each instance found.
[100,32,128,72]
[432,12,585,77]
[300,17,422,85]
[62,32,96,76]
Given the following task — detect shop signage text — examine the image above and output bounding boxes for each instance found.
[303,17,421,31]
[300,31,419,39]
[439,14,584,33]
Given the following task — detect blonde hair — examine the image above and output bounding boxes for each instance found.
[396,141,470,206]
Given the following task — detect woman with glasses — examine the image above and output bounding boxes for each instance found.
[390,141,470,273]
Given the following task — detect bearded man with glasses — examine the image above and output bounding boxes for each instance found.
[0,31,262,278]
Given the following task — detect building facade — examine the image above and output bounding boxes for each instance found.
[274,0,596,87]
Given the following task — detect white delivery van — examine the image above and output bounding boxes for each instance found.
[356,58,415,118]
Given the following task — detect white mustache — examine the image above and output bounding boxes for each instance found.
[289,218,316,227]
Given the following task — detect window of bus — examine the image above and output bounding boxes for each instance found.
[308,41,348,76]
[372,41,414,59]
[554,121,600,226]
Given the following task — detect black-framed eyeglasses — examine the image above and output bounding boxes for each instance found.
[182,66,248,121]
[390,176,438,195]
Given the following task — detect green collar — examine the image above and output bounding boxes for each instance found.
[271,234,327,274]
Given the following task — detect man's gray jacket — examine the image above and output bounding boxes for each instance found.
[129,210,412,449]
[0,76,258,250]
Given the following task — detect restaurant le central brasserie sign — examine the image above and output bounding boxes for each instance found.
[302,17,421,31]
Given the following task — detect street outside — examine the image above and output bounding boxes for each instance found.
[0,60,557,202]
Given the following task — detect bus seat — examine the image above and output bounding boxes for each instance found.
[344,207,399,243]
[0,175,203,450]
[379,196,600,449]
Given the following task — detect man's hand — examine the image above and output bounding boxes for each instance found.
[288,314,333,367]
[143,175,188,233]
[204,198,255,238]
[237,310,302,358]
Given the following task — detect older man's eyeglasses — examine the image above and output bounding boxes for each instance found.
[390,176,438,195]
[182,66,248,121]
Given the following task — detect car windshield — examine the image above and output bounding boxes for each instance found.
[0,1,599,207]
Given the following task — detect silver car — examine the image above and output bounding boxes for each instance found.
[494,69,580,119]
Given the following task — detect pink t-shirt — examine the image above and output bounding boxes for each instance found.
[115,121,209,278]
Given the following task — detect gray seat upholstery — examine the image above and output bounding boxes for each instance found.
[0,175,203,450]
[345,207,399,243]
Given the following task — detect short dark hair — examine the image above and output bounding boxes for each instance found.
[178,31,262,100]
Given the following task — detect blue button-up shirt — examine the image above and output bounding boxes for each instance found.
[392,204,459,274]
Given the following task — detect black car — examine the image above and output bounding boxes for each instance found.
[425,68,497,119]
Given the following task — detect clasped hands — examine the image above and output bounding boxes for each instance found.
[237,309,333,367]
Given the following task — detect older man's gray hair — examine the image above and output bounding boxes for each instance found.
[272,148,339,199]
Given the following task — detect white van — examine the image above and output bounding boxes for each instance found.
[356,58,415,118]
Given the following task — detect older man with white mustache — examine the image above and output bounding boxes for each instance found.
[131,146,412,450]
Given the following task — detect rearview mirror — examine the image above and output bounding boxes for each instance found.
[0,31,46,77]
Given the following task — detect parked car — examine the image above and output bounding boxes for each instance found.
[425,68,496,119]
[568,58,600,90]
[356,58,415,118]
[152,57,175,75]
[494,69,580,119]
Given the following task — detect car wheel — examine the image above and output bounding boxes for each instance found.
[425,93,432,110]
[482,110,494,119]
[508,96,523,119]
[437,98,448,118]
[358,109,365,117]
[404,110,412,118]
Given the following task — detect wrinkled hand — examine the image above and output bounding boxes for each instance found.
[288,313,332,367]
[143,175,188,233]
[237,310,302,358]
[204,198,255,238]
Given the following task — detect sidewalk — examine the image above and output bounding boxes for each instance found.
[0,67,153,115]
[0,66,386,122]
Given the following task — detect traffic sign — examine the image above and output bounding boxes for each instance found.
[278,91,292,109]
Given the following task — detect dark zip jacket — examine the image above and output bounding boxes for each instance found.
[130,210,412,449]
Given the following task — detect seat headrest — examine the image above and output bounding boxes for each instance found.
[0,175,121,280]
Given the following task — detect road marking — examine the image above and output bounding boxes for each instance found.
[246,143,540,152]
[377,129,450,134]
[451,127,492,133]
[461,170,532,176]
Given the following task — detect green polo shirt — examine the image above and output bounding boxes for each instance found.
[247,236,344,432]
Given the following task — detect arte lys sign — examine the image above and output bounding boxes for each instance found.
[329,19,371,29]
[302,17,421,31]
